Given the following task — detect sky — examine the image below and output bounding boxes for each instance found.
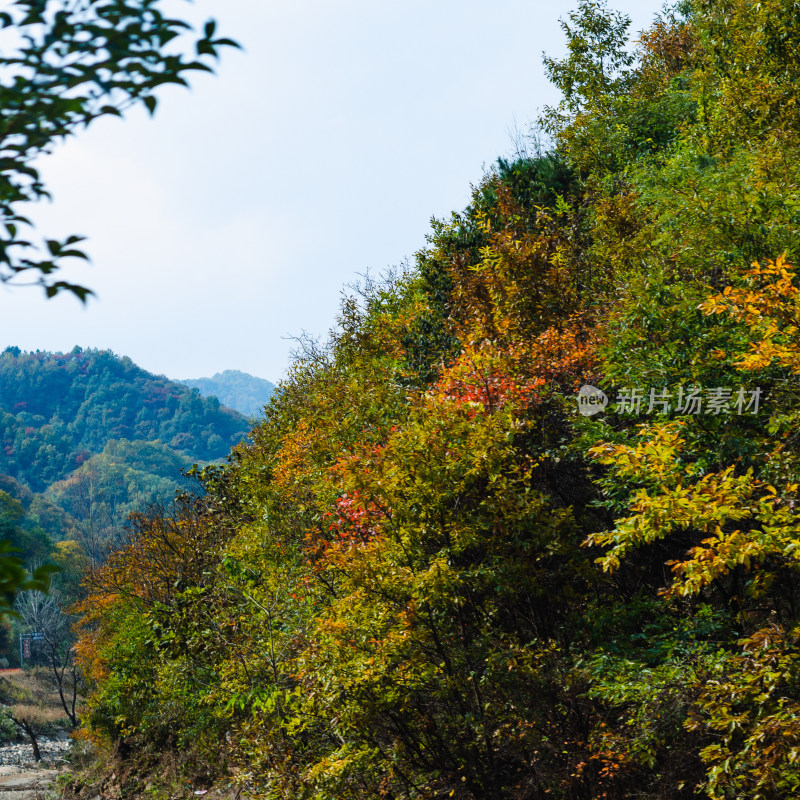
[1,0,664,384]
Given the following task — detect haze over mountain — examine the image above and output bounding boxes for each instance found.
[178,369,275,417]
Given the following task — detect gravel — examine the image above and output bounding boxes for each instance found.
[0,737,71,768]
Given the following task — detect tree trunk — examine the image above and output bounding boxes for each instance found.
[16,717,40,761]
[49,645,78,728]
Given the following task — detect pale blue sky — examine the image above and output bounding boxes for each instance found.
[1,0,664,383]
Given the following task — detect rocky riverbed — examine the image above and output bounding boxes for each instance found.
[0,738,71,798]
[0,737,70,768]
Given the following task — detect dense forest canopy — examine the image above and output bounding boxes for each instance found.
[0,348,249,620]
[0,349,252,668]
[0,347,249,493]
[60,1,800,799]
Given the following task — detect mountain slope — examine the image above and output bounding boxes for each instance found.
[0,347,249,492]
[178,369,275,417]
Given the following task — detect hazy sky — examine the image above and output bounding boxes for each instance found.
[2,0,664,383]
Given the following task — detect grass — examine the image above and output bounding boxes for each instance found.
[0,667,75,739]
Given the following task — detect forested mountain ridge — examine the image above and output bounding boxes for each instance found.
[65,1,800,799]
[178,369,275,417]
[0,347,249,492]
[0,348,251,667]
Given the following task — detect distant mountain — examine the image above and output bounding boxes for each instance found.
[0,347,250,493]
[0,348,256,666]
[178,369,275,417]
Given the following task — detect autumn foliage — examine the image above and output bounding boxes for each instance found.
[73,2,800,799]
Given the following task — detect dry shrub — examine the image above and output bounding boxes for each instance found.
[8,703,66,727]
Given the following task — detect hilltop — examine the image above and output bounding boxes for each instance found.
[0,347,250,554]
[178,369,275,417]
[0,347,249,494]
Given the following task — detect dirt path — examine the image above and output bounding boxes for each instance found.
[0,766,62,799]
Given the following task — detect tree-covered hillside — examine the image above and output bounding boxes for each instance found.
[0,348,249,492]
[0,349,250,666]
[68,1,800,799]
[179,369,275,417]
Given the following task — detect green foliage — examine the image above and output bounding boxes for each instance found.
[542,0,635,116]
[46,439,194,528]
[0,489,58,619]
[0,489,53,563]
[0,347,249,492]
